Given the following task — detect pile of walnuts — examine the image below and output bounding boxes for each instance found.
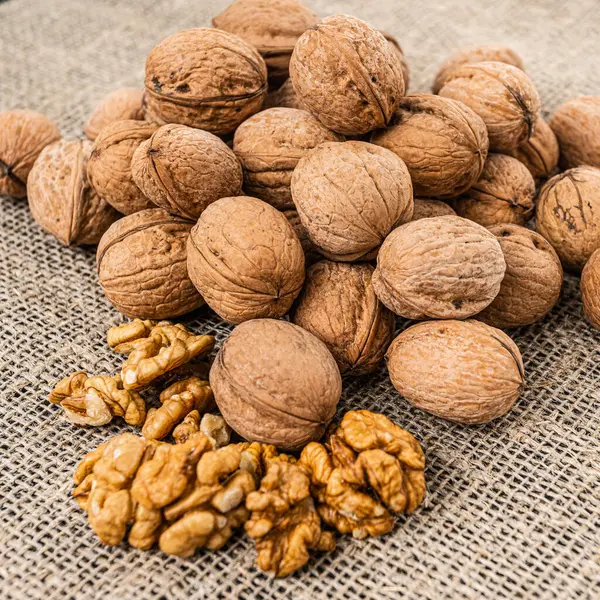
[3,0,600,578]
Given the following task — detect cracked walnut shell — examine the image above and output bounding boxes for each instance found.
[84,88,144,141]
[581,248,600,329]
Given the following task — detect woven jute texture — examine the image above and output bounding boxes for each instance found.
[1,0,599,598]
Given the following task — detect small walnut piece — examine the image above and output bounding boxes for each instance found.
[387,320,524,424]
[581,248,600,329]
[381,32,410,91]
[107,319,157,353]
[411,198,456,221]
[283,209,321,265]
[84,88,144,141]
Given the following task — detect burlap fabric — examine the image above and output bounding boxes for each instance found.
[1,0,599,598]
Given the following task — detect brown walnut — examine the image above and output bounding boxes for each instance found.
[381,32,410,91]
[84,88,144,141]
[411,198,456,221]
[581,248,600,329]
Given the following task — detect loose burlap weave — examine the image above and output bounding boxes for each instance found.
[1,0,599,598]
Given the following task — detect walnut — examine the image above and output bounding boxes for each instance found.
[438,61,540,152]
[372,215,506,319]
[371,94,488,198]
[290,261,395,376]
[172,410,203,445]
[381,32,410,91]
[107,319,157,353]
[143,28,267,135]
[131,124,243,220]
[411,198,456,221]
[386,320,525,424]
[84,88,144,141]
[187,196,305,324]
[289,15,405,135]
[27,139,119,246]
[283,209,321,265]
[581,248,600,329]
[452,153,536,227]
[264,78,306,110]
[210,318,342,450]
[291,141,414,261]
[97,208,204,319]
[0,109,60,198]
[233,108,344,210]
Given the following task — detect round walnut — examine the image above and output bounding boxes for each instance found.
[290,260,395,376]
[97,208,203,319]
[371,94,488,198]
[131,124,243,220]
[452,153,536,227]
[187,196,305,324]
[84,88,144,141]
[581,248,600,329]
[381,32,410,91]
[28,140,119,246]
[372,215,506,319]
[264,78,305,110]
[386,319,525,424]
[210,318,341,451]
[144,28,267,135]
[233,108,344,210]
[87,120,158,215]
[0,109,60,198]
[477,224,563,329]
[283,209,320,265]
[291,141,414,261]
[411,198,456,221]
[289,15,405,135]
[438,61,541,153]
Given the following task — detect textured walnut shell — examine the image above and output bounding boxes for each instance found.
[381,32,410,91]
[283,209,320,265]
[0,110,60,198]
[371,94,488,198]
[581,248,600,329]
[264,78,306,110]
[131,124,243,220]
[87,120,158,215]
[27,140,119,246]
[550,96,600,170]
[536,167,600,271]
[84,89,144,141]
[411,198,456,221]
[386,319,524,424]
[210,318,341,450]
[187,196,305,324]
[477,224,563,328]
[144,28,267,135]
[233,108,344,209]
[97,208,203,319]
[289,15,405,135]
[372,215,506,319]
[452,153,536,227]
[438,61,540,152]
[291,141,414,261]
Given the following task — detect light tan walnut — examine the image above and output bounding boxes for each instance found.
[581,248,600,329]
[411,198,456,221]
[84,89,144,141]
[107,319,157,353]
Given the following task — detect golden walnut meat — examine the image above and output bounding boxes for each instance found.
[387,320,525,424]
[27,139,119,246]
[371,94,488,198]
[581,248,600,329]
[187,196,305,324]
[84,88,144,141]
[291,141,414,262]
[131,124,243,220]
[144,28,267,135]
[210,319,342,451]
[289,15,405,135]
[372,216,506,320]
[411,198,456,221]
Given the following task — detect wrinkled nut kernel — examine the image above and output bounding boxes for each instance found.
[382,32,410,91]
[97,208,203,319]
[581,248,600,329]
[411,198,456,221]
[107,319,157,354]
[233,107,344,210]
[291,261,395,376]
[27,139,119,246]
[452,153,536,227]
[84,88,144,141]
[372,216,506,320]
[289,15,405,135]
[371,94,488,198]
[144,28,267,135]
[291,141,414,262]
[283,209,321,265]
[438,61,540,152]
[210,319,342,451]
[0,109,61,198]
[264,78,306,110]
[387,320,525,424]
[187,196,305,324]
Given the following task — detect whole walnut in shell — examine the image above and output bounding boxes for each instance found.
[97,208,203,319]
[84,88,144,141]
[291,141,414,261]
[187,196,305,324]
[372,216,506,319]
[144,28,267,135]
[264,78,305,110]
[0,109,60,198]
[411,198,456,221]
[131,124,243,220]
[27,140,119,246]
[233,108,344,210]
[289,15,405,135]
[580,248,600,329]
[382,32,410,91]
[438,61,540,152]
[371,94,488,198]
[210,319,342,451]
[387,320,524,424]
[283,209,320,265]
[290,261,395,376]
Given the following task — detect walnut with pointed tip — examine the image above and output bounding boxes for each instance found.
[84,88,144,141]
